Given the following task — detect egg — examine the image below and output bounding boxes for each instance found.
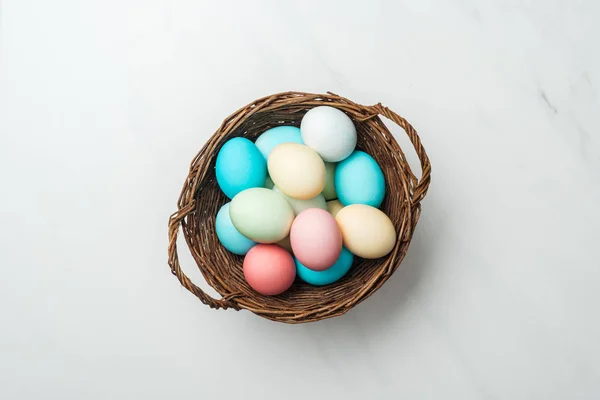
[255,126,303,160]
[322,162,337,200]
[300,106,357,162]
[243,244,296,295]
[335,151,385,207]
[290,208,342,271]
[264,175,275,189]
[275,235,293,253]
[268,143,325,200]
[335,204,396,259]
[273,186,327,216]
[296,247,354,286]
[326,199,344,218]
[215,137,267,199]
[215,203,257,255]
[230,188,294,243]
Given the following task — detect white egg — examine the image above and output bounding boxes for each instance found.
[300,106,357,162]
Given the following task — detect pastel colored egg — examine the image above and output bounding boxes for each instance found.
[268,143,325,200]
[230,188,294,243]
[335,204,396,259]
[264,175,275,189]
[300,106,357,162]
[273,186,327,216]
[215,203,257,255]
[335,151,385,207]
[296,247,354,286]
[290,208,342,271]
[243,244,296,295]
[255,126,303,160]
[326,200,344,218]
[322,162,337,200]
[215,137,267,199]
[275,235,293,253]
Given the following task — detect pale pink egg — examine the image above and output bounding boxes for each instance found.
[243,244,296,295]
[290,208,342,271]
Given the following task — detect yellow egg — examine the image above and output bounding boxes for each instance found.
[268,143,325,200]
[326,200,344,218]
[335,204,396,259]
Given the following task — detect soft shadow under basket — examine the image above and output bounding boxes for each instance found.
[168,91,431,323]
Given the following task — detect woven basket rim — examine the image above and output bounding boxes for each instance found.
[168,91,431,323]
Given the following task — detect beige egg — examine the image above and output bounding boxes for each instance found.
[326,200,344,218]
[268,143,325,200]
[335,204,396,259]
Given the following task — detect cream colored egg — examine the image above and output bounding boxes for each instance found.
[326,200,344,218]
[273,186,327,216]
[335,204,396,259]
[268,143,325,200]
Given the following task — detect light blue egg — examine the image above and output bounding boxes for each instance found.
[255,126,303,160]
[295,247,354,286]
[216,137,267,199]
[335,151,385,207]
[215,203,257,255]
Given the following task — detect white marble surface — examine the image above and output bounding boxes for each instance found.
[1,1,600,399]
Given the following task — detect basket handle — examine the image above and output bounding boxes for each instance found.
[168,204,239,310]
[365,103,431,207]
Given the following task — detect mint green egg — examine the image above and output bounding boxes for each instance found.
[322,162,337,200]
[264,175,275,189]
[273,186,327,216]
[229,188,295,243]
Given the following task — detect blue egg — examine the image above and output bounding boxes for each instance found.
[216,137,267,199]
[335,151,385,207]
[215,203,257,255]
[255,126,303,160]
[295,247,354,286]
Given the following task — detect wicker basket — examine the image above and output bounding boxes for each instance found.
[168,91,431,323]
